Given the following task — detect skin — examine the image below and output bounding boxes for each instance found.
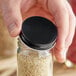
[67,30,76,64]
[66,0,76,64]
[0,0,76,63]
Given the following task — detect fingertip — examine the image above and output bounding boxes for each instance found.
[9,28,21,37]
[54,46,68,63]
[7,22,22,37]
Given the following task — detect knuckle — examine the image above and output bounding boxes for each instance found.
[56,7,68,15]
[66,39,73,48]
[70,14,75,20]
[55,45,64,52]
[59,8,68,16]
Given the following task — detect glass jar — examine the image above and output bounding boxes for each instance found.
[17,38,53,76]
[17,16,57,76]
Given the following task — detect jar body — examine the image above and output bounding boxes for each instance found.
[17,38,53,76]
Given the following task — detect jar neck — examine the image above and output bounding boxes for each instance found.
[18,37,32,51]
[18,37,52,51]
[18,37,52,57]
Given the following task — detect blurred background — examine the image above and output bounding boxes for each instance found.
[0,0,76,76]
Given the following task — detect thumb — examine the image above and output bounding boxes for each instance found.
[48,0,69,63]
[1,3,22,37]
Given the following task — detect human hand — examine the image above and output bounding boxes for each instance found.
[0,0,36,36]
[38,0,76,63]
[67,30,76,64]
[0,0,76,63]
[66,0,76,64]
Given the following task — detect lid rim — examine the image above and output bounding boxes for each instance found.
[20,32,56,50]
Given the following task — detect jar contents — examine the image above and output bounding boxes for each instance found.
[17,50,53,76]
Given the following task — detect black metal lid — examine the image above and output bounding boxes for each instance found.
[20,16,57,50]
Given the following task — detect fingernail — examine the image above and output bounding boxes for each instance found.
[60,48,68,62]
[8,23,17,36]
